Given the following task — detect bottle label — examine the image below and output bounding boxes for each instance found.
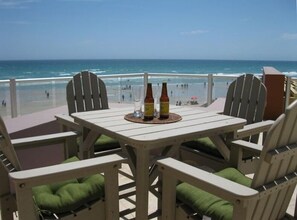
[160,102,169,116]
[144,103,154,117]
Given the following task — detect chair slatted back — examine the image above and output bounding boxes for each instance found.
[248,100,297,220]
[0,117,21,172]
[67,71,109,115]
[224,74,267,143]
[0,116,20,204]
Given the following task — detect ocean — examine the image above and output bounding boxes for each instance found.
[1,59,297,80]
[1,59,297,118]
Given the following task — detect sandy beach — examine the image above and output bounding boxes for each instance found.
[0,80,231,118]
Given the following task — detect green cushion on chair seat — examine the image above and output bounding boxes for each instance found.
[182,137,224,159]
[94,135,120,152]
[32,156,105,215]
[176,167,252,220]
[183,137,255,161]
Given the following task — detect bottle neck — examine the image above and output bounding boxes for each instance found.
[146,83,153,98]
[161,83,168,97]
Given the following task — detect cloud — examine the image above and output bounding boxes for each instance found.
[282,33,297,40]
[0,0,38,9]
[180,29,209,36]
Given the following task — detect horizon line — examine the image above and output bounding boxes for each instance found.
[1,58,297,62]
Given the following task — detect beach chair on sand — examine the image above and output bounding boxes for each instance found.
[0,116,125,220]
[56,71,121,159]
[181,74,274,174]
[158,100,297,220]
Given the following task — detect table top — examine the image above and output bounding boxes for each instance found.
[72,106,246,147]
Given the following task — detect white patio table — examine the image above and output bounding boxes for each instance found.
[71,105,246,220]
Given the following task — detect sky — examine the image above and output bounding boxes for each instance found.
[0,0,297,61]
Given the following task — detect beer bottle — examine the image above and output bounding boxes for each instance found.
[144,83,154,120]
[159,82,169,119]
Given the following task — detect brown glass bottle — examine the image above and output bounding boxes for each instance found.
[144,83,154,120]
[159,82,169,119]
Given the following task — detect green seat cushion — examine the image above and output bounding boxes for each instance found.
[32,156,105,214]
[182,137,223,159]
[176,167,252,220]
[183,137,255,160]
[94,135,120,152]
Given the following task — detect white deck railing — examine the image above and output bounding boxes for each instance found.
[0,73,293,118]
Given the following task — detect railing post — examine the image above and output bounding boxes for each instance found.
[207,74,213,106]
[144,72,149,95]
[285,76,291,108]
[9,78,18,118]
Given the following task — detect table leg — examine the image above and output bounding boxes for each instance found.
[121,142,181,219]
[209,135,230,161]
[79,127,101,159]
[120,142,136,177]
[149,143,181,185]
[150,143,181,219]
[135,147,150,220]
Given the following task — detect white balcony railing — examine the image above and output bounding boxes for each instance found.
[0,73,293,118]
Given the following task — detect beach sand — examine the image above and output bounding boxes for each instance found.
[0,80,231,118]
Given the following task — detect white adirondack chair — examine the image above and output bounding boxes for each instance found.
[56,71,121,159]
[56,71,135,218]
[0,116,125,220]
[158,100,297,220]
[181,74,274,173]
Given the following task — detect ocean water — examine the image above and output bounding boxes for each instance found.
[1,59,297,117]
[1,59,297,80]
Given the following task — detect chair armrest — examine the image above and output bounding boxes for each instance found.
[55,114,80,131]
[11,131,79,150]
[235,120,274,139]
[157,158,258,203]
[10,154,126,186]
[10,154,126,220]
[231,139,263,154]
